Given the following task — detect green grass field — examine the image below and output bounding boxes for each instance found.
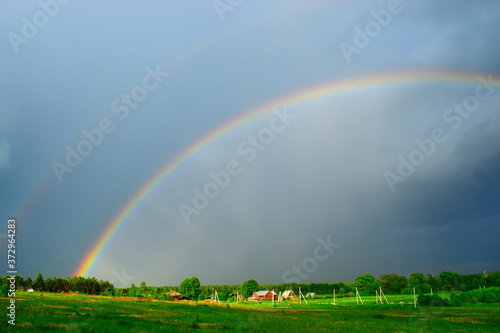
[1,292,499,332]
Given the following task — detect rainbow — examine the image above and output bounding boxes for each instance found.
[74,71,499,277]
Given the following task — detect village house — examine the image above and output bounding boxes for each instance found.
[252,290,277,301]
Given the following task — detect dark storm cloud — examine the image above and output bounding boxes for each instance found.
[0,0,498,286]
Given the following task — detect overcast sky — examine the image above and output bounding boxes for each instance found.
[1,0,499,287]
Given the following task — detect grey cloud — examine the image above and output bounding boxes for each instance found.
[0,141,10,169]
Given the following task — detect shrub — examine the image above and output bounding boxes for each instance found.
[0,285,9,297]
[460,290,480,304]
[416,284,430,294]
[418,293,430,305]
[418,293,449,307]
[450,293,462,307]
[483,292,497,304]
[430,294,450,307]
[456,287,500,304]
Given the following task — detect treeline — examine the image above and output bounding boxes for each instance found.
[351,271,500,296]
[2,270,499,300]
[198,270,500,298]
[418,287,500,307]
[0,273,113,296]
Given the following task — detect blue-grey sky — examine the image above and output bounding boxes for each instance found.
[1,0,499,287]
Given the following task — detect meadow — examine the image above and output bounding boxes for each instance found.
[1,292,500,332]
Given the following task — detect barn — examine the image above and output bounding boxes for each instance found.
[282,290,295,298]
[252,290,277,301]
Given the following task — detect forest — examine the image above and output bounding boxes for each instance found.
[2,270,499,301]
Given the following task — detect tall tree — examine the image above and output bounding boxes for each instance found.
[139,281,147,296]
[128,283,138,297]
[100,280,114,295]
[180,277,201,300]
[409,272,430,293]
[33,272,45,291]
[219,285,230,301]
[426,273,440,292]
[409,273,425,287]
[439,271,461,291]
[44,277,55,292]
[14,274,24,290]
[379,274,407,294]
[241,279,259,299]
[353,274,378,295]
[24,276,33,290]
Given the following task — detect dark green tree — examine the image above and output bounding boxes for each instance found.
[241,279,259,299]
[139,281,147,296]
[68,276,85,293]
[44,277,55,292]
[54,277,66,293]
[409,273,430,293]
[24,276,33,290]
[439,271,461,291]
[33,273,45,291]
[219,285,230,301]
[426,274,441,292]
[128,283,138,297]
[379,274,407,294]
[354,274,378,295]
[0,285,8,297]
[409,273,425,287]
[99,280,114,295]
[180,277,201,300]
[13,274,24,290]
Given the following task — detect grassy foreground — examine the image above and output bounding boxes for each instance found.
[1,292,499,332]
